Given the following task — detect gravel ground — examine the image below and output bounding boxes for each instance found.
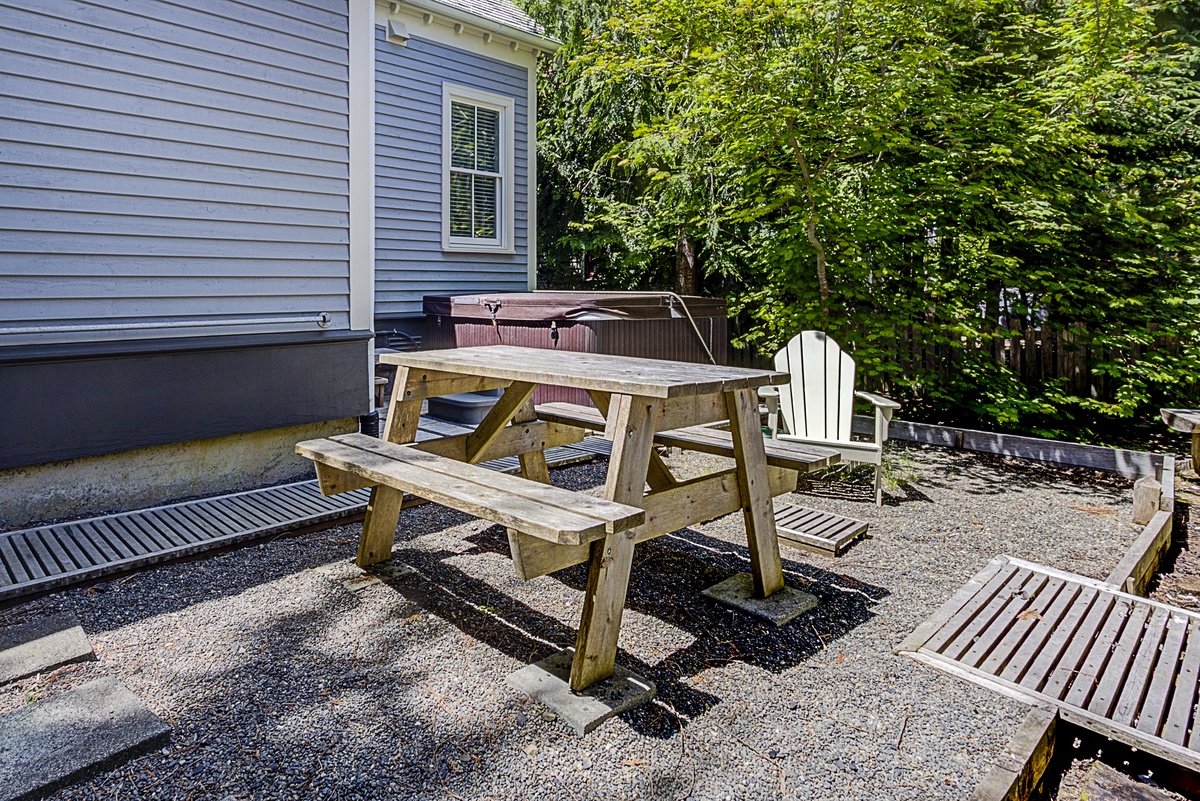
[0,442,1137,800]
[1151,467,1199,613]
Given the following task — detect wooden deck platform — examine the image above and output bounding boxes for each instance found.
[898,556,1200,773]
[774,505,868,556]
[0,418,602,603]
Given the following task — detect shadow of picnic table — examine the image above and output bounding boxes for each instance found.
[371,523,888,739]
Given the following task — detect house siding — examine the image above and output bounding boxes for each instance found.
[0,0,353,346]
[374,27,530,322]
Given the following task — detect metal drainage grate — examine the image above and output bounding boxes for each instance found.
[0,480,370,602]
[0,442,604,602]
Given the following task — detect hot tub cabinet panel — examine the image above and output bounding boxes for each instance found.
[422,292,728,406]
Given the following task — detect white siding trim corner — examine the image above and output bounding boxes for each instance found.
[526,60,536,290]
[350,0,377,404]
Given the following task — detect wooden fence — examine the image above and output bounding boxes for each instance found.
[892,324,1098,397]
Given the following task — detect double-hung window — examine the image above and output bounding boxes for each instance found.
[442,84,514,252]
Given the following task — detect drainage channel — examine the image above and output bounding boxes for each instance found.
[0,439,611,603]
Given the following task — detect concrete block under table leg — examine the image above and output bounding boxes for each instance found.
[702,572,817,626]
[507,648,656,736]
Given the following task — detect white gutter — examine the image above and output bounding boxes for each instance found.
[391,0,561,52]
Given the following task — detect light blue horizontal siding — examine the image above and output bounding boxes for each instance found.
[0,166,346,212]
[0,3,347,86]
[374,28,531,320]
[4,57,347,133]
[0,0,351,344]
[3,188,346,228]
[10,256,349,279]
[0,18,346,114]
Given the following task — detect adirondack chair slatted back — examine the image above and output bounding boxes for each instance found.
[773,331,856,441]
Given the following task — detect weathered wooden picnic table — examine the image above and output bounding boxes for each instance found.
[298,345,838,702]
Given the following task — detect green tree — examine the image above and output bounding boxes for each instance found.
[528,0,1200,438]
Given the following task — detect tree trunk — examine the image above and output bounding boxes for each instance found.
[674,227,698,296]
[805,218,830,320]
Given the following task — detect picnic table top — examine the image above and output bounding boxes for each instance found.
[379,345,789,399]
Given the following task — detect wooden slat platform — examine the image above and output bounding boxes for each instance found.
[774,504,868,556]
[898,556,1200,773]
[0,419,602,602]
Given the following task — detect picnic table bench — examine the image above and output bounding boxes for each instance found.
[297,345,838,707]
[297,434,644,547]
[535,401,839,472]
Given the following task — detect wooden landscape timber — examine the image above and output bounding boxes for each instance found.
[1109,509,1175,597]
[968,706,1058,801]
[853,416,1167,480]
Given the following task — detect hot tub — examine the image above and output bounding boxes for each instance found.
[422,291,727,406]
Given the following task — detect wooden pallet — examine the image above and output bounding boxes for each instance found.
[898,556,1200,773]
[773,504,868,556]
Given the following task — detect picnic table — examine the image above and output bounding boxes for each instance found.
[1161,409,1200,467]
[298,345,838,700]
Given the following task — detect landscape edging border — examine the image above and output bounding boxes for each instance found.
[854,415,1165,479]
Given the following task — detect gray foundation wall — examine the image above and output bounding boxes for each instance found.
[0,416,357,529]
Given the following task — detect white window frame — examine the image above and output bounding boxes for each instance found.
[441,83,515,253]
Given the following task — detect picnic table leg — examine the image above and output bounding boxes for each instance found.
[465,382,537,463]
[570,393,659,691]
[511,394,552,483]
[357,367,422,567]
[505,395,554,570]
[726,387,785,598]
[587,389,677,490]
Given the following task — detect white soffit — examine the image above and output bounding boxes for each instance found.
[383,0,560,54]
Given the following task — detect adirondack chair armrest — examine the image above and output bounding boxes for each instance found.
[855,391,901,410]
[758,386,781,439]
[855,391,900,444]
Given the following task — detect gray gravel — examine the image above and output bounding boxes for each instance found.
[0,443,1137,800]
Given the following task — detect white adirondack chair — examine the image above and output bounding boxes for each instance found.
[761,331,900,505]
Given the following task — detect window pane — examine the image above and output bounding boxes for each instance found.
[449,171,473,237]
[476,107,500,173]
[450,102,475,170]
[473,175,497,239]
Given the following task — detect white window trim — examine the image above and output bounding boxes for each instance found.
[441,83,515,254]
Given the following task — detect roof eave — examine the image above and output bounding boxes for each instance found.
[390,0,562,52]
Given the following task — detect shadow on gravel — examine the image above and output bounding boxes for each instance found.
[52,594,525,799]
[886,443,1132,501]
[381,523,888,740]
[20,505,486,637]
